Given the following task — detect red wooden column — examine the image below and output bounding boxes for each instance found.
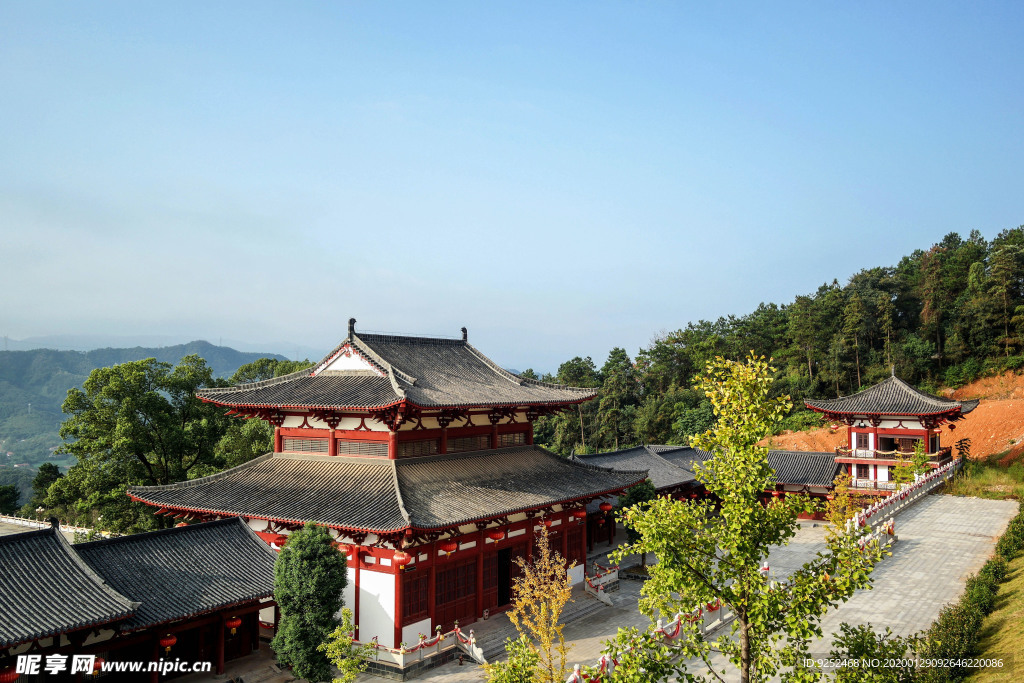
[580,512,588,576]
[328,429,337,457]
[440,426,448,454]
[475,530,484,619]
[352,546,361,638]
[388,432,398,459]
[273,427,282,453]
[427,542,437,631]
[560,516,568,559]
[216,613,226,674]
[525,423,534,445]
[394,563,404,649]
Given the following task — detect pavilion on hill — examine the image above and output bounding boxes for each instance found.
[129,321,646,657]
[805,374,978,495]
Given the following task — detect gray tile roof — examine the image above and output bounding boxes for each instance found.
[766,451,841,487]
[196,330,596,411]
[76,518,276,632]
[129,447,646,533]
[0,527,138,648]
[805,376,979,417]
[633,446,839,488]
[574,446,697,491]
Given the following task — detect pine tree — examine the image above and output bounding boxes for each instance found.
[272,523,349,682]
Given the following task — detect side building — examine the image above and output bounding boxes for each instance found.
[806,374,978,495]
[127,321,646,653]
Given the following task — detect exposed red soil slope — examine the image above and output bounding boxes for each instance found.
[770,372,1024,465]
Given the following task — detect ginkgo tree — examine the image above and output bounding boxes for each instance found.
[597,354,886,683]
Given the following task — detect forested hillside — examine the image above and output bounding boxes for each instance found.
[0,341,286,464]
[532,227,1024,455]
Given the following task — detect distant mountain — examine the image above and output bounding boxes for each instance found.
[3,334,326,361]
[0,341,287,465]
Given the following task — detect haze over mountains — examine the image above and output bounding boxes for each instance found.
[0,340,289,465]
[2,334,325,361]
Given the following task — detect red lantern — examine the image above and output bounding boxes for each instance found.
[0,666,18,683]
[540,518,553,528]
[93,657,104,676]
[159,633,177,652]
[571,509,587,521]
[393,550,412,567]
[597,517,605,526]
[225,616,242,635]
[174,522,188,527]
[439,539,458,556]
[487,529,505,541]
[771,491,781,498]
[825,494,834,501]
[599,502,613,513]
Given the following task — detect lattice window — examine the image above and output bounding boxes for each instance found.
[448,434,491,453]
[336,440,389,457]
[402,572,430,625]
[498,431,527,448]
[281,437,329,453]
[856,433,869,449]
[398,439,440,458]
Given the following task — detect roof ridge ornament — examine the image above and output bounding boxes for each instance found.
[348,318,356,340]
[461,326,467,342]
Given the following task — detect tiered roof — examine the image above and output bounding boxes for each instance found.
[805,376,979,418]
[128,446,646,533]
[196,325,596,411]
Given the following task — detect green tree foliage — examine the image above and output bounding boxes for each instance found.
[30,462,62,508]
[273,523,349,683]
[828,623,919,682]
[50,355,231,532]
[597,355,884,682]
[484,635,541,683]
[211,358,312,470]
[0,484,19,514]
[318,608,375,683]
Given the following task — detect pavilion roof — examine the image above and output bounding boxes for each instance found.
[0,527,138,648]
[76,518,276,632]
[128,446,646,533]
[195,329,596,411]
[805,376,979,418]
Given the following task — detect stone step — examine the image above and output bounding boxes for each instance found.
[476,591,608,662]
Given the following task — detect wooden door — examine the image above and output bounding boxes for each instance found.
[435,558,477,632]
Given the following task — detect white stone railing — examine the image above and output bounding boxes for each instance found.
[847,456,963,534]
[0,514,113,538]
[363,624,485,667]
[584,563,619,605]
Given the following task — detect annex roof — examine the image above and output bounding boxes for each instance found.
[574,446,699,491]
[805,376,979,418]
[195,324,596,412]
[76,518,276,632]
[0,526,138,648]
[128,446,647,533]
[766,451,841,487]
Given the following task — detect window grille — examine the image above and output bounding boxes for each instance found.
[336,440,389,457]
[398,439,440,458]
[498,431,527,448]
[282,437,329,453]
[448,434,491,453]
[856,433,869,449]
[402,573,430,625]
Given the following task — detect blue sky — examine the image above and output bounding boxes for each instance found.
[2,2,1022,370]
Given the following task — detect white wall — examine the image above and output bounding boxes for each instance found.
[343,565,356,616]
[402,618,433,648]
[567,564,584,586]
[359,570,397,648]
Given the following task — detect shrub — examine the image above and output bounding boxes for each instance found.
[979,554,1008,583]
[963,573,997,616]
[919,601,984,681]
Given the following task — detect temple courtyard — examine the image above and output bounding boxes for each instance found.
[142,491,1017,682]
